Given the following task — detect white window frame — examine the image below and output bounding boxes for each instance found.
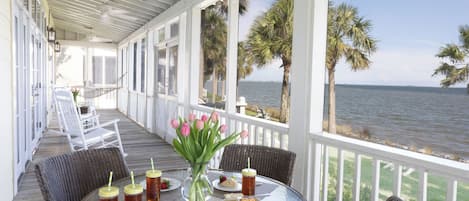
[154,17,180,99]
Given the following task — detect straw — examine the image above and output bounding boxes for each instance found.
[151,157,155,171]
[107,171,113,188]
[248,157,251,169]
[131,171,135,186]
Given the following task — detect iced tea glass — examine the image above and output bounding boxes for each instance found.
[241,168,256,196]
[98,186,119,201]
[124,183,143,201]
[146,170,162,201]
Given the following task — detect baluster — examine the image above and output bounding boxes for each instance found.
[336,149,344,201]
[353,154,361,201]
[393,163,402,197]
[280,133,285,150]
[418,169,427,201]
[255,126,261,145]
[263,128,269,146]
[371,159,380,201]
[321,145,329,201]
[446,179,457,201]
[270,130,275,147]
[243,122,248,144]
[249,124,255,145]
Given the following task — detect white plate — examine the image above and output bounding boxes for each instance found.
[140,177,181,192]
[212,180,242,192]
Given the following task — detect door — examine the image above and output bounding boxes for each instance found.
[30,34,41,150]
[13,3,27,193]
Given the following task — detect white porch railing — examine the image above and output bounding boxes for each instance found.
[190,105,289,167]
[307,132,469,201]
[188,104,469,201]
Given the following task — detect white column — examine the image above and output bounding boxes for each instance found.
[0,0,15,199]
[189,6,201,107]
[225,0,239,114]
[289,0,328,199]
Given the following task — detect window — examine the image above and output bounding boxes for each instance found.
[170,22,179,38]
[105,57,116,84]
[92,56,117,85]
[199,2,228,109]
[156,49,166,94]
[154,19,179,97]
[140,38,146,93]
[120,49,124,87]
[158,28,165,43]
[92,56,103,84]
[168,46,178,95]
[132,42,137,91]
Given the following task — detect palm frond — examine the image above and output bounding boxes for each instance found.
[436,44,465,63]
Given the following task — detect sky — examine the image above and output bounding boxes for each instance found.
[239,0,469,87]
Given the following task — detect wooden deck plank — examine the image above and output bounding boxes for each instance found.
[13,110,188,201]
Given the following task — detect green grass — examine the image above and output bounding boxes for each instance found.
[324,148,469,201]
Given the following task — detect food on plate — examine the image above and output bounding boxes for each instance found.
[160,179,170,190]
[220,176,238,188]
[219,175,227,183]
[240,198,257,201]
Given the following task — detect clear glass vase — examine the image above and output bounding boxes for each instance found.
[181,164,213,201]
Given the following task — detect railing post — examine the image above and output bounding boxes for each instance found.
[289,0,328,199]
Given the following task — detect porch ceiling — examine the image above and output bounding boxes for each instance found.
[49,0,180,42]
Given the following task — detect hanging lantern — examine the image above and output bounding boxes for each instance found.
[48,27,56,42]
[54,41,61,52]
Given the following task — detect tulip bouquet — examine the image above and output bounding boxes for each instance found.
[170,112,247,201]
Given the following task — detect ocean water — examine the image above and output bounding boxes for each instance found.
[235,81,469,159]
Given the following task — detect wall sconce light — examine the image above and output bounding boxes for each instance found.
[54,41,61,52]
[48,27,56,42]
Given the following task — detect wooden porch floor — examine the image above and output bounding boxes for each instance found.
[13,110,188,201]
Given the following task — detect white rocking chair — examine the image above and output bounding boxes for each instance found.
[53,88,125,155]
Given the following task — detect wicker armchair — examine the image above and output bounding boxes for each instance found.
[219,144,296,186]
[35,148,129,201]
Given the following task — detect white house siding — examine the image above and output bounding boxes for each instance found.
[0,0,15,199]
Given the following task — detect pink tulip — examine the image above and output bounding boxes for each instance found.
[181,123,190,137]
[188,113,196,122]
[240,130,249,138]
[220,124,227,133]
[201,114,208,122]
[170,119,179,129]
[196,120,204,130]
[210,112,219,122]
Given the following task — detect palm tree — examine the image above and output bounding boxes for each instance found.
[433,25,469,87]
[326,3,377,133]
[245,0,293,123]
[237,42,253,95]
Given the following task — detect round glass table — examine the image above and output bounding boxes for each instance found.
[81,169,305,201]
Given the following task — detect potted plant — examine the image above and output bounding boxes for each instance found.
[170,112,248,201]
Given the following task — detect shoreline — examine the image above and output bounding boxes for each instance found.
[245,104,468,163]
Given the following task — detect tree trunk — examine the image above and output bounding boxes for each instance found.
[211,68,218,104]
[279,64,290,123]
[199,48,205,101]
[221,79,226,100]
[328,68,337,133]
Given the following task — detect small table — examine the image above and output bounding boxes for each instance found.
[81,169,305,201]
